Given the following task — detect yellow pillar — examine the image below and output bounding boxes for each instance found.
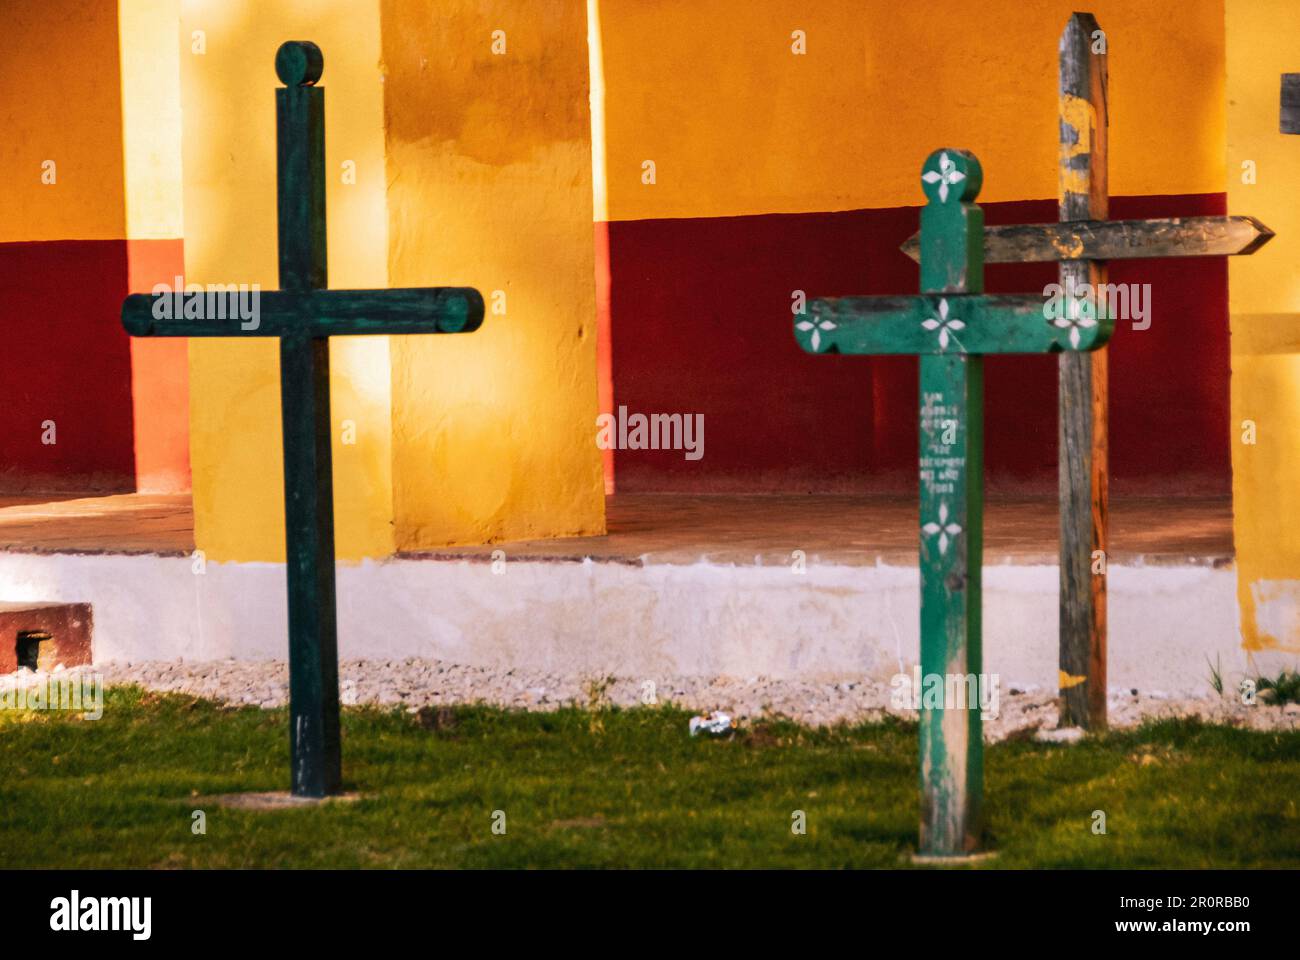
[180,0,397,562]
[1226,0,1300,656]
[381,0,605,548]
[180,0,604,561]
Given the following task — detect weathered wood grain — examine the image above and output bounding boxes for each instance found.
[898,215,1273,264]
[1282,73,1300,134]
[1058,12,1108,731]
[917,349,985,856]
[914,148,987,857]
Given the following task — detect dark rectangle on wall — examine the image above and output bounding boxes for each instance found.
[607,194,1230,496]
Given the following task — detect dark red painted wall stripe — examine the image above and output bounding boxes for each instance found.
[607,194,1230,496]
[0,240,137,493]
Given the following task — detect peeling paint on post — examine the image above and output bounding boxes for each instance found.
[1057,12,1110,732]
[918,352,983,854]
[795,149,1111,856]
[917,149,984,855]
[898,215,1273,265]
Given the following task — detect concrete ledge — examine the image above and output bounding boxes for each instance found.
[0,551,1267,694]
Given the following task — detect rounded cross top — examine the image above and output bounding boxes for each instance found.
[275,41,324,86]
[920,149,981,205]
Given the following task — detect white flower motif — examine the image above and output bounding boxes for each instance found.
[1052,292,1098,349]
[922,502,963,556]
[920,298,965,350]
[921,151,967,203]
[796,314,838,352]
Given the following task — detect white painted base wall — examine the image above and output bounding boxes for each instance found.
[0,552,1283,695]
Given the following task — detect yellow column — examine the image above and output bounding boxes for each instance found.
[381,0,605,547]
[181,0,605,559]
[1226,0,1300,655]
[180,0,394,561]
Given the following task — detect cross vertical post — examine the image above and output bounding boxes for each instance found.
[917,157,985,856]
[1057,13,1108,729]
[275,40,340,797]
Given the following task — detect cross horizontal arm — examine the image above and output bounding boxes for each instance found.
[900,215,1274,264]
[123,286,484,338]
[796,293,1111,356]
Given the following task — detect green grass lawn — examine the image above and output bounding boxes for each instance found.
[1,687,1297,868]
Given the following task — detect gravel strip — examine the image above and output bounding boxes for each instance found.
[5,658,1299,743]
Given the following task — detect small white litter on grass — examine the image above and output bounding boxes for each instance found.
[688,711,735,736]
[1034,726,1086,744]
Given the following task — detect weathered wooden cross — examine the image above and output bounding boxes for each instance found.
[901,14,1273,730]
[121,42,485,797]
[795,147,1112,857]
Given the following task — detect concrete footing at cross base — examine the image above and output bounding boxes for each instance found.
[909,850,999,867]
[0,550,1287,696]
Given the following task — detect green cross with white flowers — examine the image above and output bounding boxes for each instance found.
[794,148,1112,858]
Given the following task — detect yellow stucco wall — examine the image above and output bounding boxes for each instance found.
[1226,0,1300,655]
[381,0,605,549]
[0,0,126,241]
[182,0,604,560]
[120,0,191,496]
[119,0,184,242]
[595,0,1225,221]
[180,0,394,561]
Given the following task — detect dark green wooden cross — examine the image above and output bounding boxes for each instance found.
[795,148,1112,858]
[121,41,485,797]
